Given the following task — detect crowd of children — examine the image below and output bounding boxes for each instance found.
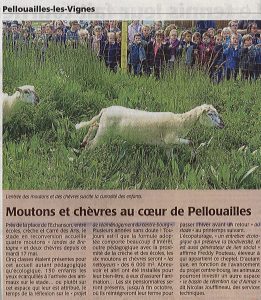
[3,20,261,82]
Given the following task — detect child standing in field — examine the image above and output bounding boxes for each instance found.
[167,29,180,69]
[79,29,89,46]
[192,32,203,65]
[44,24,54,45]
[179,30,197,67]
[128,33,146,75]
[147,30,170,79]
[33,28,44,62]
[24,21,35,40]
[247,23,260,45]
[239,34,256,80]
[222,27,232,49]
[209,35,225,83]
[200,32,215,67]
[55,20,68,35]
[54,27,66,46]
[66,21,79,48]
[33,28,42,42]
[223,33,240,80]
[32,26,47,63]
[207,27,215,44]
[192,31,201,45]
[141,25,151,43]
[141,25,152,75]
[20,29,30,48]
[102,32,121,72]
[91,25,106,58]
[36,23,53,63]
[11,23,20,51]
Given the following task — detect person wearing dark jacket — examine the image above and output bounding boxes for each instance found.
[247,23,260,45]
[209,35,224,83]
[239,34,256,80]
[179,30,197,67]
[128,33,146,75]
[223,34,240,80]
[141,25,152,75]
[147,30,170,79]
[102,32,121,72]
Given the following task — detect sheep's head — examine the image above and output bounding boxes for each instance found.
[199,104,225,129]
[16,85,40,105]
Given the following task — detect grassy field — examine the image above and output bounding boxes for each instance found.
[2,42,261,189]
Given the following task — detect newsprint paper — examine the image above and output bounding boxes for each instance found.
[1,0,261,299]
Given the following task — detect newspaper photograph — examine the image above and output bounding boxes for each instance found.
[1,0,261,299]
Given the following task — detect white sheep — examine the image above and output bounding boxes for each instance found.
[75,104,224,150]
[2,85,39,117]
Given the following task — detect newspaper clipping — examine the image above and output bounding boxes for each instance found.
[1,0,261,299]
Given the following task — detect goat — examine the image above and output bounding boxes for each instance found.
[75,104,225,150]
[2,85,39,117]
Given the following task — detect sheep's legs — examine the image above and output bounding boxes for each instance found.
[87,135,104,150]
[164,136,193,160]
[85,126,107,150]
[175,138,191,145]
[164,135,191,146]
[80,122,99,148]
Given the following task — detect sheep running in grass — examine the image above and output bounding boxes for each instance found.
[2,85,39,117]
[75,104,225,150]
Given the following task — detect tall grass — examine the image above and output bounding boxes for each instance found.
[3,40,261,189]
